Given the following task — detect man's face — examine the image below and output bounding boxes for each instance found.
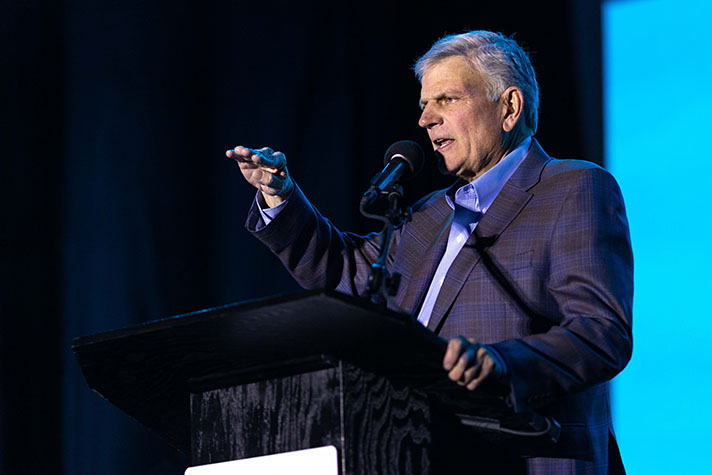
[419,56,507,182]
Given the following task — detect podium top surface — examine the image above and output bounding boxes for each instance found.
[74,290,452,452]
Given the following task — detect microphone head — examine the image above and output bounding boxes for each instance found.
[383,140,424,177]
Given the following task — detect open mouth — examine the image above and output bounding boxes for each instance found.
[433,138,454,151]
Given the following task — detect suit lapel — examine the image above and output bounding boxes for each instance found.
[426,139,551,334]
[397,194,453,315]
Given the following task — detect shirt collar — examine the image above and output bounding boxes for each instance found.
[446,136,532,213]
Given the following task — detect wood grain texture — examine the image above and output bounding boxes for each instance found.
[190,362,435,474]
[341,364,431,475]
[191,367,343,465]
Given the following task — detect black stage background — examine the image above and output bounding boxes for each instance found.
[1,1,602,473]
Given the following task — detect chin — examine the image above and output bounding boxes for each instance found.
[434,151,453,176]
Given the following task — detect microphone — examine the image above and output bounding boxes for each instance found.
[362,140,424,206]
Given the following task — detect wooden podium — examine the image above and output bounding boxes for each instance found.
[73,290,559,474]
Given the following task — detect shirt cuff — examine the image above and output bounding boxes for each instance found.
[255,190,291,227]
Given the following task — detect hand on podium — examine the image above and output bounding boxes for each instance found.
[443,336,506,391]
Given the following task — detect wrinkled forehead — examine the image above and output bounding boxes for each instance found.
[420,55,481,82]
[419,56,487,96]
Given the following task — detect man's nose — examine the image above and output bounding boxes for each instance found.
[418,105,441,129]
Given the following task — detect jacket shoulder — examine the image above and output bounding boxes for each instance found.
[539,158,620,192]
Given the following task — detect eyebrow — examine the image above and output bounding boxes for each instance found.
[419,92,458,109]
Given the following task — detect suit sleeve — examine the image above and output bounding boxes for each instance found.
[246,182,394,297]
[489,167,633,411]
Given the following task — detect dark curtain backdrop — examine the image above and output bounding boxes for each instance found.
[1,1,602,473]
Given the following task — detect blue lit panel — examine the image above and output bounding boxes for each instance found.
[604,1,712,473]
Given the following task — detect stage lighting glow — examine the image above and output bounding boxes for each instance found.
[604,1,712,473]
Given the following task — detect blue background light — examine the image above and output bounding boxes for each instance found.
[604,1,712,473]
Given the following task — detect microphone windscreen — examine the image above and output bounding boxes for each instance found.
[383,140,424,177]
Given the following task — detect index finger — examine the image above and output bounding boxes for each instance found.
[233,146,284,170]
[226,145,254,161]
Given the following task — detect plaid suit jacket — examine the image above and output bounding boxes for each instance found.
[247,140,633,474]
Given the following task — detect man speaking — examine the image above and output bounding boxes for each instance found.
[226,30,632,474]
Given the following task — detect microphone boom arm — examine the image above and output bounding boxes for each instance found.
[360,183,410,304]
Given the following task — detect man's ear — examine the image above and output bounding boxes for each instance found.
[501,86,525,133]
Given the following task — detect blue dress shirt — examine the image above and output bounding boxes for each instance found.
[416,137,532,326]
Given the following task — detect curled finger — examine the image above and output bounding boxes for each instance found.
[259,170,293,197]
[258,169,282,188]
[465,348,497,391]
[460,360,483,385]
[448,338,478,383]
[251,147,283,168]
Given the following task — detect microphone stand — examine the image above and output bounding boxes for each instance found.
[359,183,411,305]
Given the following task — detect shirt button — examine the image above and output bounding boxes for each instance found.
[456,235,464,243]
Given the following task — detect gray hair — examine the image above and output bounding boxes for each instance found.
[414,30,539,134]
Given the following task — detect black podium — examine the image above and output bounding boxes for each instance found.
[74,290,559,474]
